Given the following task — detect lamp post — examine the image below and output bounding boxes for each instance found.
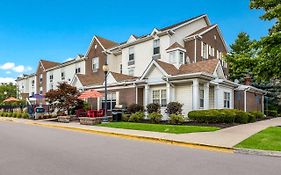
[102,63,109,122]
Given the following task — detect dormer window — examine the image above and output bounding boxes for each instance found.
[75,67,81,73]
[166,42,186,68]
[129,47,134,61]
[153,39,160,55]
[50,75,53,82]
[92,57,99,72]
[179,52,184,64]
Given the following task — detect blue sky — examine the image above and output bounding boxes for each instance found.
[0,0,273,83]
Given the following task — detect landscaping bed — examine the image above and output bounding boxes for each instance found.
[235,127,281,151]
[98,122,220,134]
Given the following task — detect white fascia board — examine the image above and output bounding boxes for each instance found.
[167,72,214,80]
[170,14,208,31]
[85,36,106,57]
[140,60,169,80]
[166,48,186,53]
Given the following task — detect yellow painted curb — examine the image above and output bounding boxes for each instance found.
[26,122,234,154]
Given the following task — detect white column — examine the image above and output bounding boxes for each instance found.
[144,85,150,107]
[97,97,100,110]
[116,91,120,106]
[166,83,171,104]
[192,79,199,110]
[171,85,175,102]
[204,82,210,109]
[262,95,265,114]
[135,87,138,104]
[214,85,220,108]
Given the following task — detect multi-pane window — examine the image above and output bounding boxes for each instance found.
[169,52,176,64]
[179,52,184,64]
[152,89,167,107]
[61,72,65,80]
[202,42,208,59]
[39,74,43,83]
[75,67,81,74]
[129,47,134,61]
[50,75,53,82]
[92,57,99,71]
[31,80,35,87]
[224,92,231,108]
[120,64,122,74]
[200,89,204,108]
[153,39,160,55]
[102,93,116,111]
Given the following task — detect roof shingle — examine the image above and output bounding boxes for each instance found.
[40,60,60,69]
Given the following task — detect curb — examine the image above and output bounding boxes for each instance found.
[234,148,281,158]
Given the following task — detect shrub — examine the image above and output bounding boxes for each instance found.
[128,104,144,114]
[121,113,130,122]
[166,102,183,115]
[128,112,145,122]
[12,112,17,118]
[16,113,22,118]
[146,103,160,114]
[148,112,162,123]
[247,113,256,123]
[235,111,249,124]
[0,111,3,117]
[8,112,13,118]
[169,114,185,125]
[266,110,278,117]
[250,111,264,120]
[22,113,29,119]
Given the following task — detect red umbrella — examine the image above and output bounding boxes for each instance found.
[78,89,102,99]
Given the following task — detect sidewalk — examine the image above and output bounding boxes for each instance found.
[1,117,281,149]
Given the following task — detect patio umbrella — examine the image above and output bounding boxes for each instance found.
[78,89,102,110]
[29,94,44,99]
[3,97,20,103]
[78,89,102,99]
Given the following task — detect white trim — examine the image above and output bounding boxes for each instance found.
[166,47,186,53]
[85,36,106,56]
[140,60,169,80]
[194,37,197,63]
[170,14,210,31]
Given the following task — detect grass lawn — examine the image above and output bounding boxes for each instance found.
[98,122,219,134]
[236,127,281,151]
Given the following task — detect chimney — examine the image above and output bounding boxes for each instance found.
[244,75,252,85]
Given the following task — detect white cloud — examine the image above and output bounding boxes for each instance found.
[0,62,33,73]
[0,77,15,84]
[0,62,15,70]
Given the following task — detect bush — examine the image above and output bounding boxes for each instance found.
[234,111,249,124]
[22,113,29,119]
[128,112,145,122]
[8,112,13,118]
[146,103,160,114]
[250,111,264,120]
[266,110,278,117]
[16,113,22,118]
[0,111,3,117]
[12,112,17,118]
[121,113,130,122]
[169,114,185,125]
[166,102,183,115]
[128,104,144,114]
[247,113,256,123]
[148,112,162,123]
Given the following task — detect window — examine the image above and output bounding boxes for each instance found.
[50,84,53,90]
[120,64,122,74]
[209,46,215,57]
[169,52,176,64]
[39,74,43,83]
[224,92,231,108]
[153,39,160,55]
[61,72,65,80]
[92,57,99,71]
[179,52,184,64]
[200,89,204,108]
[102,93,116,111]
[202,42,208,59]
[50,75,53,82]
[75,67,81,73]
[152,89,167,107]
[128,67,134,76]
[31,80,35,87]
[129,47,134,62]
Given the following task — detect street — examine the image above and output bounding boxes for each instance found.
[0,121,280,175]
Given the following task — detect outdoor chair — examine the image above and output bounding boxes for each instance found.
[87,110,96,118]
[76,109,86,117]
[96,109,104,117]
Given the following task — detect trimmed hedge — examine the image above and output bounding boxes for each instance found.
[188,109,258,124]
[169,114,185,125]
[128,104,144,114]
[265,110,278,117]
[148,112,162,124]
[250,111,264,120]
[128,112,145,122]
[0,112,29,119]
[146,103,160,114]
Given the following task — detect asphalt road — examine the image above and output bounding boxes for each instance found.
[0,121,280,175]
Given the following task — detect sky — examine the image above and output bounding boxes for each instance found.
[0,0,274,83]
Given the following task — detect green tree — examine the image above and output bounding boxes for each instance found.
[225,32,257,82]
[250,0,281,81]
[0,83,17,104]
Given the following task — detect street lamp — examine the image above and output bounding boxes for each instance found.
[103,63,109,122]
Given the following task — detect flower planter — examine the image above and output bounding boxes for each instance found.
[58,116,71,123]
[79,116,113,125]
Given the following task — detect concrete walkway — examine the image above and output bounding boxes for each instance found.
[1,117,281,148]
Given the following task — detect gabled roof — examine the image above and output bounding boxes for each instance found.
[166,42,185,51]
[179,59,219,75]
[76,73,104,86]
[155,60,179,75]
[40,60,60,70]
[111,72,138,82]
[186,24,217,38]
[95,36,119,49]
[159,14,207,31]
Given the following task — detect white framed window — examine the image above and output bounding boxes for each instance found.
[120,64,122,74]
[92,57,99,71]
[61,72,65,80]
[39,74,43,83]
[152,89,167,107]
[75,67,81,73]
[153,39,160,55]
[31,80,35,87]
[202,42,208,59]
[128,67,135,76]
[200,89,204,108]
[179,52,185,64]
[129,47,134,62]
[169,52,176,64]
[50,75,53,82]
[224,92,231,108]
[102,93,116,111]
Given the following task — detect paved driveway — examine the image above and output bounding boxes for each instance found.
[0,121,280,175]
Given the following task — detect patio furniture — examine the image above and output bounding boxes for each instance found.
[76,109,86,117]
[87,110,96,118]
[96,109,104,117]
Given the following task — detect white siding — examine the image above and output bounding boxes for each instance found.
[217,85,234,109]
[175,83,193,115]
